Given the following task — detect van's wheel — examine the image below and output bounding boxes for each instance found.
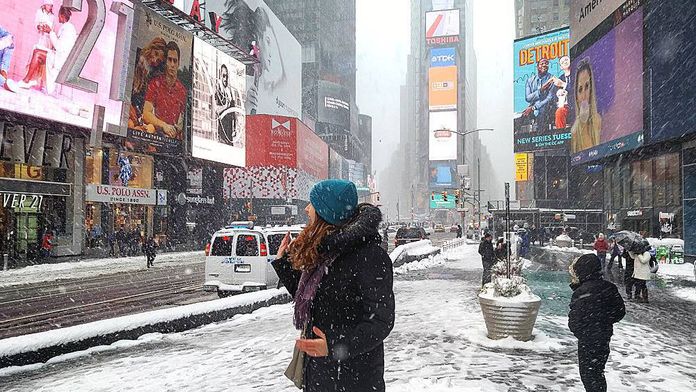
[217,291,230,298]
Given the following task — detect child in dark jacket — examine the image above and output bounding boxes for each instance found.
[569,254,625,392]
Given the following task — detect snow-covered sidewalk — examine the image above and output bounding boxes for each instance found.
[0,251,204,288]
[1,243,694,391]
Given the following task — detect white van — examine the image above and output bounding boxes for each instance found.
[203,222,303,297]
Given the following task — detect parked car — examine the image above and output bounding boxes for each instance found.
[395,227,428,247]
[434,224,445,233]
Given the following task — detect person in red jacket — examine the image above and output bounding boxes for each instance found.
[593,233,609,270]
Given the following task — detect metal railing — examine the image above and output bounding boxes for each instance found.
[442,237,468,253]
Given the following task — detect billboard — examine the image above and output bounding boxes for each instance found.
[317,80,351,128]
[515,153,529,181]
[646,0,696,142]
[430,193,456,209]
[429,66,457,111]
[568,2,643,164]
[125,5,193,155]
[570,0,625,47]
[246,115,297,167]
[0,0,130,131]
[429,110,457,161]
[425,9,460,45]
[191,37,246,166]
[429,161,456,188]
[207,0,302,118]
[430,47,456,67]
[513,28,572,152]
[297,120,328,180]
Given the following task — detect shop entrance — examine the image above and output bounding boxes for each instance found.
[0,206,43,260]
[623,218,651,237]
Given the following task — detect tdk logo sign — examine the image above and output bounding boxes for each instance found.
[430,47,456,67]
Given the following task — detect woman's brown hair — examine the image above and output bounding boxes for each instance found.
[287,215,336,271]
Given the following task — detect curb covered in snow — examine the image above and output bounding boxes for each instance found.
[0,289,291,369]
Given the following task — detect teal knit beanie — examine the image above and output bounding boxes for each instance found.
[309,179,358,225]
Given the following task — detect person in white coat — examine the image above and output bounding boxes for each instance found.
[629,250,651,303]
[45,6,77,94]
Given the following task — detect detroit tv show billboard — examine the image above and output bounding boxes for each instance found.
[513,28,571,152]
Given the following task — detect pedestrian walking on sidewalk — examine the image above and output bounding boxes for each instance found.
[606,237,623,273]
[630,249,651,303]
[623,249,636,299]
[569,254,625,392]
[272,179,395,392]
[478,232,495,286]
[593,233,609,270]
[144,236,157,268]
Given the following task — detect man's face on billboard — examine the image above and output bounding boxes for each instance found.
[166,49,179,79]
[537,59,549,75]
[221,67,229,87]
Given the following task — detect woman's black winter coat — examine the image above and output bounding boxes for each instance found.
[273,204,395,392]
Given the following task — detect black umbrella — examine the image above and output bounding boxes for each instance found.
[613,230,649,253]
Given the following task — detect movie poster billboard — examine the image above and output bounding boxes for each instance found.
[206,0,302,118]
[0,0,130,131]
[425,9,460,46]
[429,66,457,111]
[429,110,457,161]
[317,80,351,129]
[513,28,571,152]
[568,2,643,164]
[126,5,193,155]
[429,161,456,188]
[191,37,246,167]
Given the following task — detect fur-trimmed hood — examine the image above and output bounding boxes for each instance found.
[318,203,383,257]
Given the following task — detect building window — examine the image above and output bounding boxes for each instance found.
[553,0,559,6]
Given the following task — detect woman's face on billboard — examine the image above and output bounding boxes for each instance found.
[576,69,591,104]
[148,49,164,67]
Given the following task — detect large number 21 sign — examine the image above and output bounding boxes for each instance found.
[56,0,134,102]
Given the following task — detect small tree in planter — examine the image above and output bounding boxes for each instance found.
[478,183,541,341]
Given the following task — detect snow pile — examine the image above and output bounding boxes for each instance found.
[669,287,696,302]
[389,240,436,262]
[0,288,288,358]
[387,377,502,392]
[646,237,684,248]
[0,251,204,288]
[541,245,593,254]
[658,263,695,280]
[463,326,566,353]
[479,281,541,303]
[393,255,444,275]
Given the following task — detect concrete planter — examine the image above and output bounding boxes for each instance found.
[478,295,541,341]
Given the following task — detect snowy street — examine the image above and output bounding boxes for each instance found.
[1,244,694,391]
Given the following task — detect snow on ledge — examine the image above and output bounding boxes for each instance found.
[0,251,205,288]
[0,288,288,358]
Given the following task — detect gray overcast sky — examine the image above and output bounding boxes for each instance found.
[356,0,515,199]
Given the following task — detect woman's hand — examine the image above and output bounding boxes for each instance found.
[277,232,291,259]
[296,327,328,357]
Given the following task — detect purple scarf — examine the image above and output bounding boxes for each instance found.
[293,258,332,330]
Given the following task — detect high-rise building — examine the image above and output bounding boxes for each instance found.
[265,0,367,168]
[390,0,485,226]
[515,0,571,38]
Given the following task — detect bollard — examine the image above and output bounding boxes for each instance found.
[3,253,8,271]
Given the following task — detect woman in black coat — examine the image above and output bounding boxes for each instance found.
[273,180,395,392]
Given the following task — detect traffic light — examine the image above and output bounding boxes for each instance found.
[442,191,448,202]
[455,190,461,206]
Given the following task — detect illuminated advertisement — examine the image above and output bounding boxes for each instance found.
[430,47,456,67]
[191,37,246,167]
[429,161,456,188]
[569,1,643,164]
[429,110,457,161]
[317,80,351,129]
[126,5,193,155]
[428,66,457,111]
[425,9,460,45]
[513,28,572,152]
[515,153,529,181]
[0,0,131,131]
[430,193,456,209]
